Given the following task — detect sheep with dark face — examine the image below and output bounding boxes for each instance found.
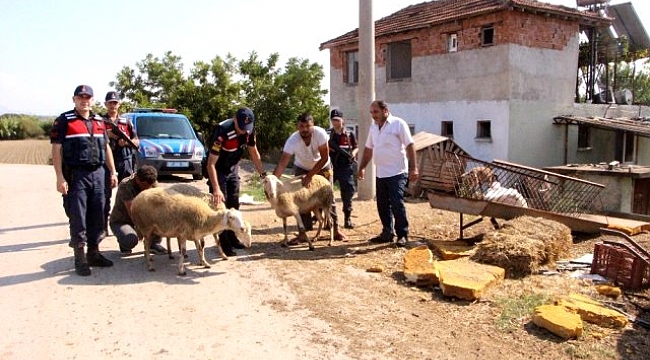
[131,187,251,275]
[262,174,333,251]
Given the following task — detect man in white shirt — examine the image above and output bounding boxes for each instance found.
[274,112,347,244]
[357,100,419,247]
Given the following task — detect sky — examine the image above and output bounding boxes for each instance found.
[0,0,648,116]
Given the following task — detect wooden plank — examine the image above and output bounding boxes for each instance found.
[428,192,488,214]
[427,192,612,234]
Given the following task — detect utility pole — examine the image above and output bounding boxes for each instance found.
[357,0,376,200]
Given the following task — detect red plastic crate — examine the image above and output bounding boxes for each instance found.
[591,229,650,290]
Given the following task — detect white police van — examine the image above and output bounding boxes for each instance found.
[122,108,205,180]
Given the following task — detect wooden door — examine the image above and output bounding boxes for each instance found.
[633,178,650,215]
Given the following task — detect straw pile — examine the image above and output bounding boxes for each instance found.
[470,216,572,278]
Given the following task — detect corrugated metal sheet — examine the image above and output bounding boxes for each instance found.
[607,2,650,52]
[553,115,650,137]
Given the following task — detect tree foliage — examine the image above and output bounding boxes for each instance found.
[109,51,329,154]
[0,114,51,140]
[607,60,650,106]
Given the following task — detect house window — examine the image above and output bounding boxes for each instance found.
[387,41,412,80]
[577,125,591,149]
[481,26,495,46]
[476,120,491,139]
[346,51,359,84]
[441,121,454,138]
[408,124,416,135]
[448,33,458,52]
[624,131,636,163]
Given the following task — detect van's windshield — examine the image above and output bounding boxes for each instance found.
[136,116,196,139]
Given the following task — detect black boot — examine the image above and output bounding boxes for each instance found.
[344,212,354,229]
[87,245,114,267]
[74,247,91,276]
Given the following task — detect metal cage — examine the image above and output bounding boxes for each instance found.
[447,153,605,218]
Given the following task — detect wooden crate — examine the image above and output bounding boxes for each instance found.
[409,132,467,196]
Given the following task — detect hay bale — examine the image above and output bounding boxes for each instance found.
[470,216,572,278]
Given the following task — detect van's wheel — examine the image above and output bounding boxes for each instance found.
[192,174,203,180]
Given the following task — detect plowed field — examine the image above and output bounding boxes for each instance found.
[0,139,50,165]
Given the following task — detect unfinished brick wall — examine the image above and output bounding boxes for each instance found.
[328,9,579,70]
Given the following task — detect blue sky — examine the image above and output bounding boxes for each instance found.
[0,0,648,116]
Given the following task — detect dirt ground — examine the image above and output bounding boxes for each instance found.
[1,140,649,360]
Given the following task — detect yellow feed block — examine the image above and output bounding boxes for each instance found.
[403,245,439,286]
[438,259,505,300]
[533,305,584,339]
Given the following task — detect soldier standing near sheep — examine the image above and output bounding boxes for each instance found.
[357,100,418,248]
[206,107,266,257]
[328,109,357,229]
[273,112,347,244]
[102,91,139,238]
[50,85,119,276]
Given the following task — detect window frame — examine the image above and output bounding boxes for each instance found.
[476,120,492,140]
[386,40,412,81]
[481,26,495,47]
[577,124,591,150]
[441,121,454,138]
[346,51,359,85]
[448,33,458,53]
[623,131,637,164]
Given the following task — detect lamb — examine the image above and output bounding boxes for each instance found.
[164,183,247,260]
[484,181,529,208]
[461,166,497,197]
[130,187,251,275]
[262,174,333,251]
[461,166,528,207]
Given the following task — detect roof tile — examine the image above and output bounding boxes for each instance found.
[320,0,609,49]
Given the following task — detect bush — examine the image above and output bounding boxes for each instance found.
[0,118,21,140]
[19,117,44,138]
[0,115,51,139]
[40,121,53,137]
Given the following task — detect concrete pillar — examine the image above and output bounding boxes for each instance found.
[357,0,376,200]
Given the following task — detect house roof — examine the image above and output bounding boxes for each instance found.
[412,131,467,153]
[553,115,650,138]
[320,0,610,50]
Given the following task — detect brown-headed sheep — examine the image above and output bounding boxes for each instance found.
[262,174,333,251]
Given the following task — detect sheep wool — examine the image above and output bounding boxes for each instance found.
[131,187,249,275]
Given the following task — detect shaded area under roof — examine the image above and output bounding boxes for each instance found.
[607,2,650,53]
[553,114,650,137]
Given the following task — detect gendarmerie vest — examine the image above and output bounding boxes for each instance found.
[51,110,108,169]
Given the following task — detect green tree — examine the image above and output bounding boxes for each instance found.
[608,60,650,105]
[238,52,329,154]
[110,51,329,153]
[110,51,185,107]
[173,54,242,139]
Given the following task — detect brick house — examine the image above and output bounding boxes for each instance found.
[318,0,647,167]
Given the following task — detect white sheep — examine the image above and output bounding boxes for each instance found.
[164,183,243,260]
[484,181,529,208]
[262,174,333,251]
[131,187,251,275]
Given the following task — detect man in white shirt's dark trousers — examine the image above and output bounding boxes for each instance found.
[273,112,347,244]
[357,100,419,247]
